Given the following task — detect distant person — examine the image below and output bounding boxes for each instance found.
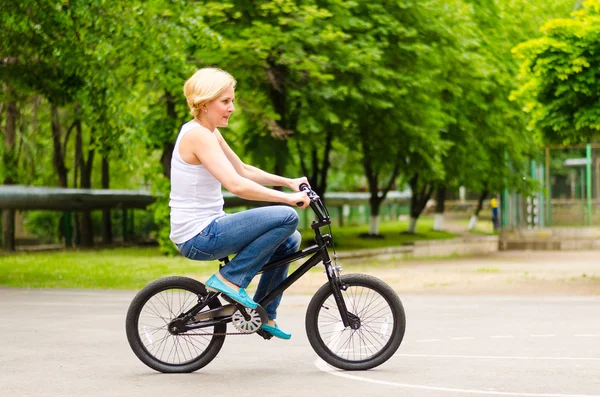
[169,67,310,339]
[490,197,499,231]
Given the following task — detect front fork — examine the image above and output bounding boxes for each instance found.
[323,254,360,330]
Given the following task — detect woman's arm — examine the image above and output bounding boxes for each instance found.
[214,129,307,191]
[185,127,309,207]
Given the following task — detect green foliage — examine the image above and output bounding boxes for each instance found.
[443,0,574,197]
[23,211,61,242]
[148,173,178,256]
[512,0,600,144]
[1,0,584,250]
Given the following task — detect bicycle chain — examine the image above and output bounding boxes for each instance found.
[182,331,256,336]
[182,297,270,337]
[182,306,266,337]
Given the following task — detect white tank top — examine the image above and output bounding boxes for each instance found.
[169,121,225,244]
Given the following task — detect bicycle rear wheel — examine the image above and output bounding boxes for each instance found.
[125,276,226,373]
[305,273,405,370]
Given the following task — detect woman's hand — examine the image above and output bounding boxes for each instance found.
[289,177,310,192]
[287,191,310,209]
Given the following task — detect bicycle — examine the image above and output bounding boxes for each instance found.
[125,184,406,372]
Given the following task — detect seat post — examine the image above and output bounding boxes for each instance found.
[218,256,230,270]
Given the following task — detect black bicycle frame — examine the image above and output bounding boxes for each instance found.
[176,188,353,330]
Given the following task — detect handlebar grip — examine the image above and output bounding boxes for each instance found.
[296,201,304,207]
[299,183,310,192]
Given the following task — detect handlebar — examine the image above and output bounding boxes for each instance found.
[296,183,311,206]
[297,183,329,225]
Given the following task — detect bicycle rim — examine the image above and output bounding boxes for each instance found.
[317,285,396,362]
[137,287,218,366]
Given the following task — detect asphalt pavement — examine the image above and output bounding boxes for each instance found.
[1,286,599,397]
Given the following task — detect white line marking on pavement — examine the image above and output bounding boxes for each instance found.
[395,354,600,361]
[315,359,600,397]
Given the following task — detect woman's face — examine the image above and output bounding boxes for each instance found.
[205,85,235,128]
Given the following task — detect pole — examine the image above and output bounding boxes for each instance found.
[501,151,509,228]
[122,209,128,243]
[63,211,72,248]
[580,168,585,225]
[130,209,135,242]
[586,143,592,225]
[545,147,552,226]
[539,162,545,228]
[531,159,537,228]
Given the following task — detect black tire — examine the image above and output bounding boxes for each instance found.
[125,276,226,373]
[305,273,406,370]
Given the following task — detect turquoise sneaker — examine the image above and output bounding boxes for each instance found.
[205,274,258,309]
[261,323,292,340]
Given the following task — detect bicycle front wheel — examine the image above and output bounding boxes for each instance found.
[125,276,226,373]
[305,273,406,370]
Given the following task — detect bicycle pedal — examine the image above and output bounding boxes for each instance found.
[256,329,273,340]
[219,294,237,305]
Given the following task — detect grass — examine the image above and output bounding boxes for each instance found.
[568,273,599,281]
[476,267,501,273]
[0,217,459,290]
[0,247,217,289]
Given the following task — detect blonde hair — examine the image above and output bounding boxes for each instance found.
[183,68,237,118]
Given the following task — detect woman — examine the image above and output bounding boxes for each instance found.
[169,67,310,340]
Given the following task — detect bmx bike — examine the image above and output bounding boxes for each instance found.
[125,184,406,372]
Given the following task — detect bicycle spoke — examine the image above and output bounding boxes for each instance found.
[135,287,221,366]
[316,284,396,362]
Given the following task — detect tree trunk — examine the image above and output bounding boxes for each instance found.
[1,210,15,251]
[298,127,334,199]
[316,128,333,197]
[474,190,489,217]
[2,93,18,251]
[365,193,383,236]
[101,156,112,244]
[362,151,383,237]
[267,62,295,188]
[50,104,68,187]
[469,190,489,231]
[273,140,288,190]
[161,142,175,179]
[408,174,434,234]
[72,105,83,247]
[161,90,178,179]
[407,216,418,234]
[78,121,95,248]
[359,129,401,237]
[433,186,447,231]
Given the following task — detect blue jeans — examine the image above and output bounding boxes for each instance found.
[176,206,301,320]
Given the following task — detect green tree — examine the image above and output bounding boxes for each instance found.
[197,0,349,195]
[513,0,600,144]
[1,86,18,250]
[454,0,573,230]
